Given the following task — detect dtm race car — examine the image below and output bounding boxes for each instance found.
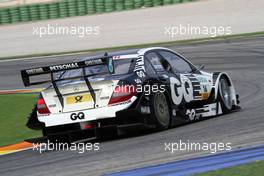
[21,47,240,141]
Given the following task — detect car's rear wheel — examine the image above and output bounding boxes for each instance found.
[150,92,170,130]
[218,76,233,113]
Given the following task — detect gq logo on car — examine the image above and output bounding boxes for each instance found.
[170,75,194,105]
[70,112,85,121]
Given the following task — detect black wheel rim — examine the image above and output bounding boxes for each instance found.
[154,93,170,126]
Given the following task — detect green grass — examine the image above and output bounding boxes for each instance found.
[1,31,264,60]
[0,94,41,146]
[195,160,264,176]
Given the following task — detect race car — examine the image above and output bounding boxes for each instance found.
[21,47,240,141]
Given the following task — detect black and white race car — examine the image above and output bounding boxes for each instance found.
[21,47,240,141]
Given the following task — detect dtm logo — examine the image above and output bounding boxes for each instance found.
[70,112,85,121]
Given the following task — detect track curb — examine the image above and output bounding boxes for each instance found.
[0,88,43,94]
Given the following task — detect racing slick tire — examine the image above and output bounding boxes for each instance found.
[150,92,170,130]
[218,76,233,113]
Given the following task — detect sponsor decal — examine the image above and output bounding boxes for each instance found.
[134,78,142,84]
[84,59,103,66]
[186,109,196,121]
[70,112,85,121]
[140,106,151,114]
[136,71,145,78]
[202,85,208,92]
[195,103,218,117]
[26,68,44,74]
[170,76,183,105]
[113,55,121,60]
[109,100,131,106]
[66,94,92,104]
[48,104,56,108]
[181,75,194,103]
[134,56,146,78]
[170,75,194,105]
[196,76,208,82]
[74,95,83,103]
[49,63,79,71]
[201,92,210,100]
[100,96,109,100]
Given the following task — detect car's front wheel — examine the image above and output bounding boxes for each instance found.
[218,76,233,113]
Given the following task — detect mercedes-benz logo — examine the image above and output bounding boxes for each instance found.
[73,87,79,92]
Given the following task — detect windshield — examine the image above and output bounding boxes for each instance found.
[56,58,135,85]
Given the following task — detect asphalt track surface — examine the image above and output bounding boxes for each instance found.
[0,36,264,176]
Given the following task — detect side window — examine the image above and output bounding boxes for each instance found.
[145,59,156,74]
[145,52,165,72]
[159,51,193,73]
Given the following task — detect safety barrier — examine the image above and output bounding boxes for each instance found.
[0,0,193,25]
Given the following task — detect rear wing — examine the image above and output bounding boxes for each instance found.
[21,56,115,87]
[21,56,115,108]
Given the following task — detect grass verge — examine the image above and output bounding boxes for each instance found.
[195,160,264,176]
[0,94,41,146]
[1,31,264,60]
